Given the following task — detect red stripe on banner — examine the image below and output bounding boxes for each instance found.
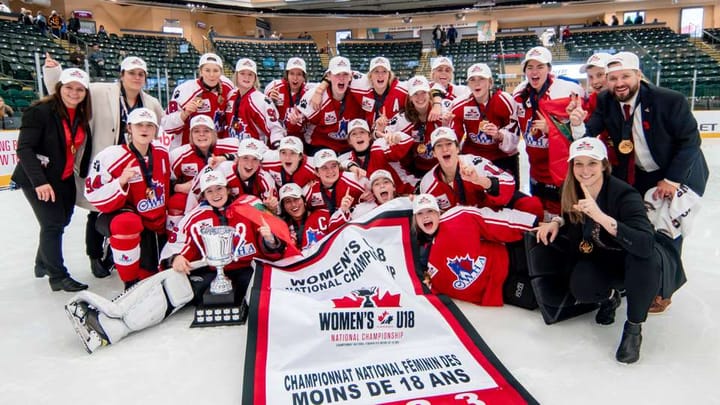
[252,263,274,404]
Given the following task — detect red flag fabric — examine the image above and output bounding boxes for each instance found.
[226,201,302,257]
[536,95,573,186]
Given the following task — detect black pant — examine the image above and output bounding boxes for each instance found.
[22,178,76,282]
[86,211,105,259]
[569,249,661,323]
[188,267,254,306]
[95,211,167,274]
[493,154,520,191]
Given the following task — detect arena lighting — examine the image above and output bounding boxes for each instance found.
[402,16,412,24]
[474,0,495,7]
[456,12,466,21]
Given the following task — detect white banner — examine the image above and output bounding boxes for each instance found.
[243,199,536,404]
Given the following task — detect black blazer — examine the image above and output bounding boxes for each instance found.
[585,81,709,196]
[561,175,656,260]
[11,100,92,189]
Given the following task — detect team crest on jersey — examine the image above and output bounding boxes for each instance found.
[324,111,337,125]
[173,90,181,99]
[299,98,308,109]
[524,122,548,148]
[361,96,375,112]
[181,163,199,177]
[329,118,349,140]
[229,118,248,140]
[468,131,493,145]
[137,179,166,212]
[447,254,487,290]
[463,106,480,120]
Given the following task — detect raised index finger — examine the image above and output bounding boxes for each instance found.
[579,182,593,200]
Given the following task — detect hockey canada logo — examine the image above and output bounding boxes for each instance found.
[305,227,323,246]
[447,254,486,290]
[331,287,401,308]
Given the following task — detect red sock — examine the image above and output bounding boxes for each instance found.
[109,213,144,282]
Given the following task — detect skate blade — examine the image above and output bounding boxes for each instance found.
[64,304,103,354]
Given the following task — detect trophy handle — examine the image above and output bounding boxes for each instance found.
[191,223,207,260]
[233,222,247,261]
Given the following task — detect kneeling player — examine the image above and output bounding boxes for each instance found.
[413,194,536,306]
[65,170,287,353]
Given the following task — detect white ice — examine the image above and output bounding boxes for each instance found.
[1,140,719,404]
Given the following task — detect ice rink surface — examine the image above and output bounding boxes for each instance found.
[1,140,719,404]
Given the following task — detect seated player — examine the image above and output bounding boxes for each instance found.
[279,183,348,250]
[85,108,170,289]
[413,194,536,306]
[339,118,415,195]
[419,127,544,219]
[65,170,287,354]
[305,149,364,215]
[261,135,318,188]
[351,170,400,219]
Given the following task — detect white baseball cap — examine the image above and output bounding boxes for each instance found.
[430,127,457,148]
[579,52,612,74]
[279,182,303,201]
[369,57,391,73]
[328,56,351,75]
[431,56,454,71]
[606,52,640,74]
[568,137,608,161]
[522,46,552,70]
[59,68,90,89]
[198,53,223,69]
[313,148,339,169]
[235,58,257,74]
[189,114,215,131]
[199,170,227,193]
[466,63,492,80]
[408,75,430,96]
[237,138,264,160]
[120,56,148,73]
[278,136,304,154]
[348,118,370,135]
[413,194,440,214]
[286,57,307,73]
[126,108,158,126]
[369,169,394,185]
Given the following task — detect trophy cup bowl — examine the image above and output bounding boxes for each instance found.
[193,225,235,295]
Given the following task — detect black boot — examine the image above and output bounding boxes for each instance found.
[90,258,111,279]
[595,289,621,325]
[50,277,89,292]
[616,321,642,364]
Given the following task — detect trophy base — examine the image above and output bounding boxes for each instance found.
[190,300,248,328]
[190,285,248,328]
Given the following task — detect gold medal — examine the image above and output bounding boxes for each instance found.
[146,187,155,200]
[70,144,76,155]
[579,240,593,254]
[417,143,427,154]
[618,140,634,154]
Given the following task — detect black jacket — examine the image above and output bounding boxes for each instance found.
[585,81,709,196]
[12,100,92,189]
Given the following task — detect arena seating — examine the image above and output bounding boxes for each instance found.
[336,39,422,80]
[72,31,201,84]
[214,38,324,86]
[444,34,540,84]
[564,26,720,96]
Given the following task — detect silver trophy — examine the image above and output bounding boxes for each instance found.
[192,225,238,294]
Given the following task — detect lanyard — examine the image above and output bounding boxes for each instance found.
[321,184,337,213]
[451,167,467,204]
[212,206,228,226]
[528,79,550,117]
[128,143,154,192]
[193,144,214,165]
[373,85,390,120]
[354,147,371,171]
[285,80,302,108]
[119,86,143,145]
[64,113,82,154]
[292,217,305,249]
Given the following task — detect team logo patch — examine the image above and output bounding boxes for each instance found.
[446,254,487,290]
[468,131,492,145]
[181,163,199,177]
[324,111,337,125]
[305,227,323,246]
[435,194,451,210]
[463,106,480,120]
[196,99,211,113]
[361,96,375,112]
[137,179,166,213]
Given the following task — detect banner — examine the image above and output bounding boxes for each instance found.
[0,130,19,189]
[243,199,537,404]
